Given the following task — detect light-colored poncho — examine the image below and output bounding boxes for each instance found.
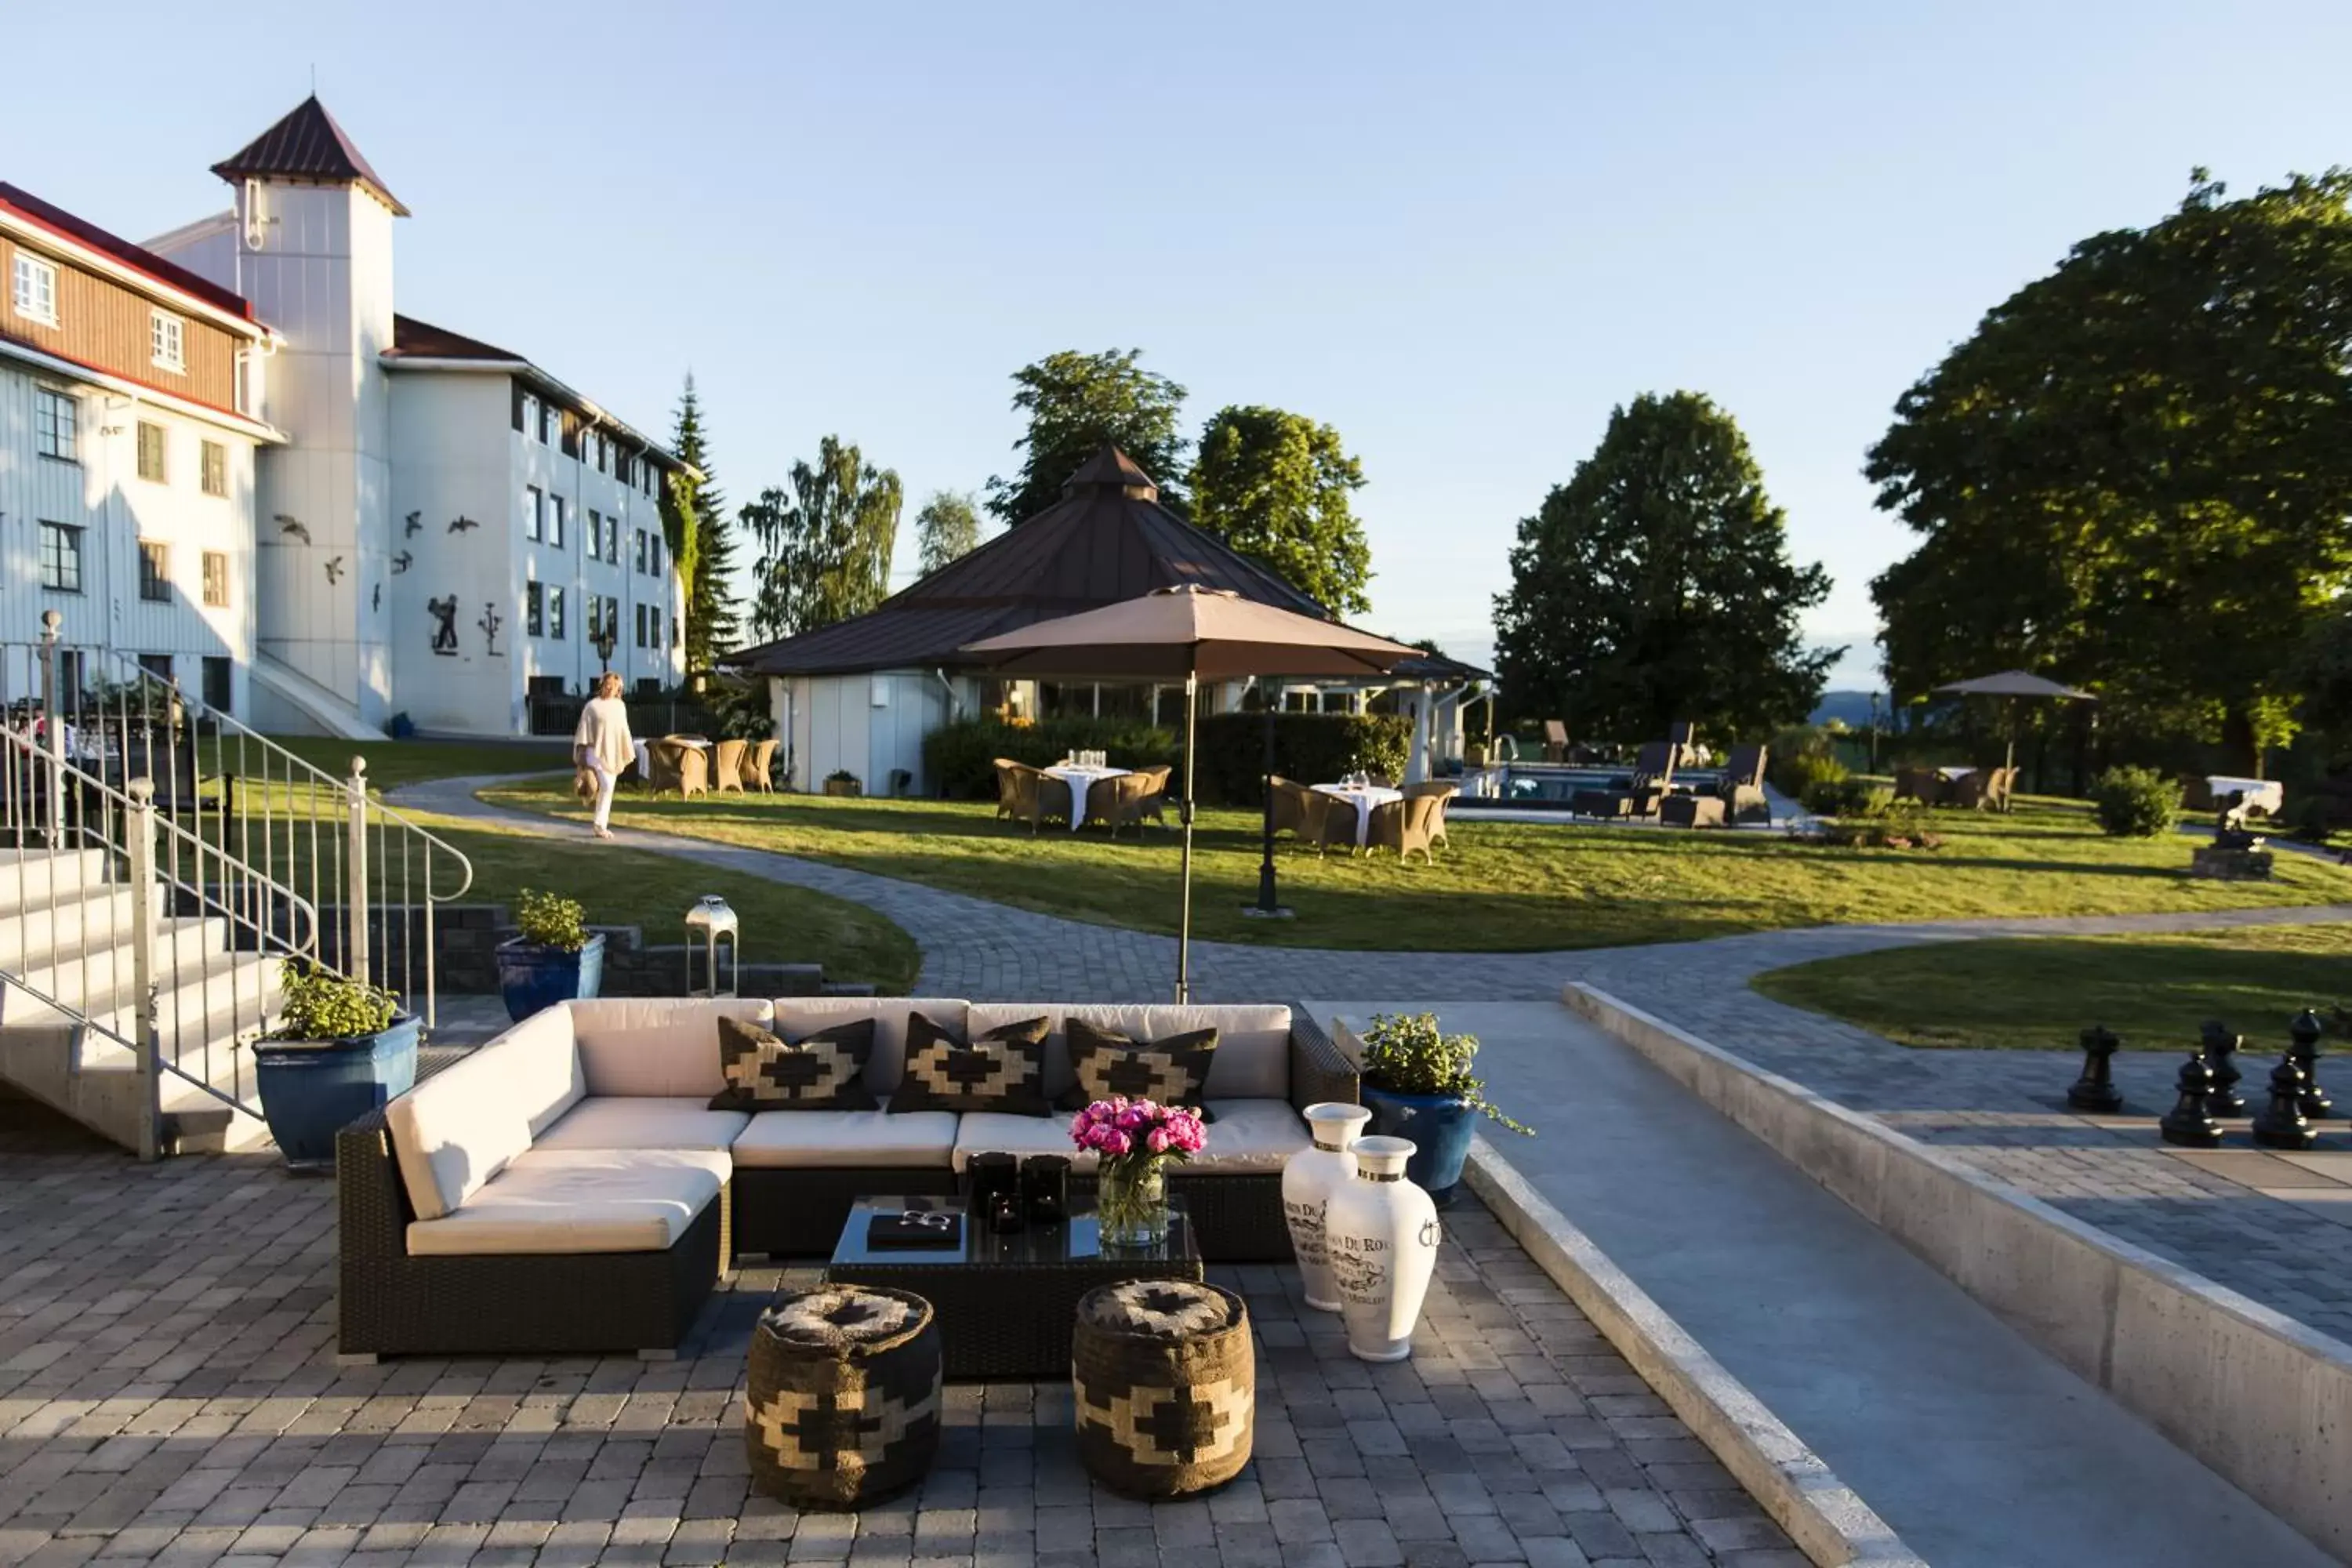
[573,697,634,775]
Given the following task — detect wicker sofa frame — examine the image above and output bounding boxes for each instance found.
[335,1004,1353,1357]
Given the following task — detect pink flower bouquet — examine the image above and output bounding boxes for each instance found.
[1070,1097,1207,1245]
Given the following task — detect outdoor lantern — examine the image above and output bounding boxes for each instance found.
[684,895,739,998]
[593,624,618,673]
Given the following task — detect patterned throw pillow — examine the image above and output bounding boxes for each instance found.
[710,1016,878,1111]
[888,1012,1052,1116]
[1058,1018,1218,1113]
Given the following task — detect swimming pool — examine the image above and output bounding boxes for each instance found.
[1454,761,1732,810]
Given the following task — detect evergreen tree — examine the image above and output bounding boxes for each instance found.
[914,489,984,576]
[742,437,903,640]
[1189,405,1373,614]
[1494,392,1836,740]
[669,375,739,671]
[986,349,1189,524]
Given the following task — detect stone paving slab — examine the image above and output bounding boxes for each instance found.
[0,1104,1795,1566]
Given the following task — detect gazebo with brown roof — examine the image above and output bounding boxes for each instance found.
[722,445,1338,794]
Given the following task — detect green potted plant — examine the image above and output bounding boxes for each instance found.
[1354,1011,1530,1206]
[494,887,605,1022]
[824,769,863,797]
[251,960,419,1167]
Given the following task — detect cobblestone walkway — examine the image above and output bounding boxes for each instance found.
[0,1108,1797,1568]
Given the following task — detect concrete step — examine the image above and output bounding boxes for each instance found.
[0,885,138,971]
[0,989,274,1157]
[0,916,235,1025]
[0,848,110,907]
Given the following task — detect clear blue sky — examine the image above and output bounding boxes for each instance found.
[18,2,2352,688]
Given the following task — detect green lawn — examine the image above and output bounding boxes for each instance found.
[1751,924,2352,1050]
[474,779,2352,953]
[266,736,572,791]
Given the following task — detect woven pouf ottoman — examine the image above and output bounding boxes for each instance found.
[746,1285,941,1510]
[1073,1279,1254,1498]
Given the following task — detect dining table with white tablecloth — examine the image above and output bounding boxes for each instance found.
[2206,775,2284,815]
[1313,782,1403,848]
[1041,764,1130,831]
[633,735,710,780]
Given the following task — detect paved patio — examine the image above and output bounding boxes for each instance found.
[0,1105,1798,1568]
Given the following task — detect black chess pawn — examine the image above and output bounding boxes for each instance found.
[2198,1021,2246,1116]
[2159,1054,2224,1149]
[2067,1025,2125,1113]
[2289,1009,2333,1120]
[2251,1056,2318,1152]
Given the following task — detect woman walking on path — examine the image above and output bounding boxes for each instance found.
[573,673,633,840]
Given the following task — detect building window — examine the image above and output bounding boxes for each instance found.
[136,422,167,483]
[138,541,170,602]
[524,582,544,637]
[633,528,648,574]
[649,534,664,578]
[202,550,230,607]
[521,391,540,439]
[524,484,543,542]
[670,611,680,650]
[201,656,232,712]
[34,388,76,460]
[12,253,57,325]
[548,495,566,550]
[151,310,186,373]
[540,401,558,445]
[586,509,601,559]
[547,586,566,641]
[200,440,227,498]
[38,521,83,593]
[138,653,172,682]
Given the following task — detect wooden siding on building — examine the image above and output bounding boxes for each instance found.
[0,233,241,411]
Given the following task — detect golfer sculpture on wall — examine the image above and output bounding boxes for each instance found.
[427,596,459,655]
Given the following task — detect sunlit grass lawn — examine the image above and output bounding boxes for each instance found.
[474,779,2352,953]
[1752,924,2352,1050]
[187,739,921,993]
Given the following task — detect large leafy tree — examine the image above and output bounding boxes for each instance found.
[1189,405,1374,614]
[742,437,904,640]
[1493,392,1836,740]
[668,375,739,673]
[1868,171,2352,768]
[986,349,1189,524]
[913,488,984,576]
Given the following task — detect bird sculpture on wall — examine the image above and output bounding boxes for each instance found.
[274,515,311,544]
[372,583,383,613]
[390,550,413,575]
[323,555,346,585]
[403,511,423,537]
[448,514,480,534]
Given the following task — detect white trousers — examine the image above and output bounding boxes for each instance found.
[591,762,619,831]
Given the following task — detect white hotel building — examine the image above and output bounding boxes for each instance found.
[3,96,688,738]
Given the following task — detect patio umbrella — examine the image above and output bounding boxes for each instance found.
[1931,670,2097,791]
[961,586,1423,1001]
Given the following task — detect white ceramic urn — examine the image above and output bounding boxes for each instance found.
[1283,1102,1374,1311]
[1323,1134,1442,1362]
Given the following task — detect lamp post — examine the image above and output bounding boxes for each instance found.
[593,624,617,676]
[1246,681,1290,920]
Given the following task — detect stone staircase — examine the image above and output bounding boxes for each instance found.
[0,847,279,1155]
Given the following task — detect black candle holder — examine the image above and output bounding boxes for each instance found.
[1021,1155,1071,1227]
[965,1152,1021,1232]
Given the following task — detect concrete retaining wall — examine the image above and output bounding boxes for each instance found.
[1564,982,2352,1559]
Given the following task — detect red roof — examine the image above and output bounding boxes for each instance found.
[212,96,408,216]
[384,314,521,361]
[0,183,257,322]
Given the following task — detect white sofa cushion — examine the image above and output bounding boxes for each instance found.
[532,1097,750,1152]
[966,1003,1293,1102]
[775,998,969,1096]
[1187,1099,1310,1174]
[404,1147,729,1256]
[385,1006,585,1219]
[953,1110,1093,1174]
[731,1109,961,1170]
[568,997,775,1098]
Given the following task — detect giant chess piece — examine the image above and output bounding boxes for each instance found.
[2288,1009,2334,1120]
[2159,1054,2224,1149]
[2251,1056,2318,1152]
[2198,1021,2246,1117]
[2067,1025,2125,1113]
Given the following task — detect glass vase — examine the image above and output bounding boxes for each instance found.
[1096,1158,1169,1248]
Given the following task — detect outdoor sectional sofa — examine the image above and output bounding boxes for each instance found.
[336,996,1355,1358]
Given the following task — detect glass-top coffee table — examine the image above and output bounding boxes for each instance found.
[824,1196,1203,1379]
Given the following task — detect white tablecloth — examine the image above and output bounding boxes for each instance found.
[1935,766,1976,781]
[1315,783,1403,848]
[1042,764,1129,831]
[2208,776,2283,815]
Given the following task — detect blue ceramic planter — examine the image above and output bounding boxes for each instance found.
[1358,1083,1478,1206]
[252,1013,421,1167]
[495,933,605,1022]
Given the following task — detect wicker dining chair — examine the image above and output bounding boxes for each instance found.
[993,759,1025,822]
[1307,791,1359,857]
[1269,776,1313,837]
[1948,770,1994,811]
[742,739,779,793]
[713,739,749,794]
[1025,768,1074,834]
[1105,773,1160,838]
[1132,764,1172,827]
[1367,795,1443,864]
[646,739,709,799]
[1403,781,1458,849]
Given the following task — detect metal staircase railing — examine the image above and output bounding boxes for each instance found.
[0,611,474,1028]
[1,719,322,1158]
